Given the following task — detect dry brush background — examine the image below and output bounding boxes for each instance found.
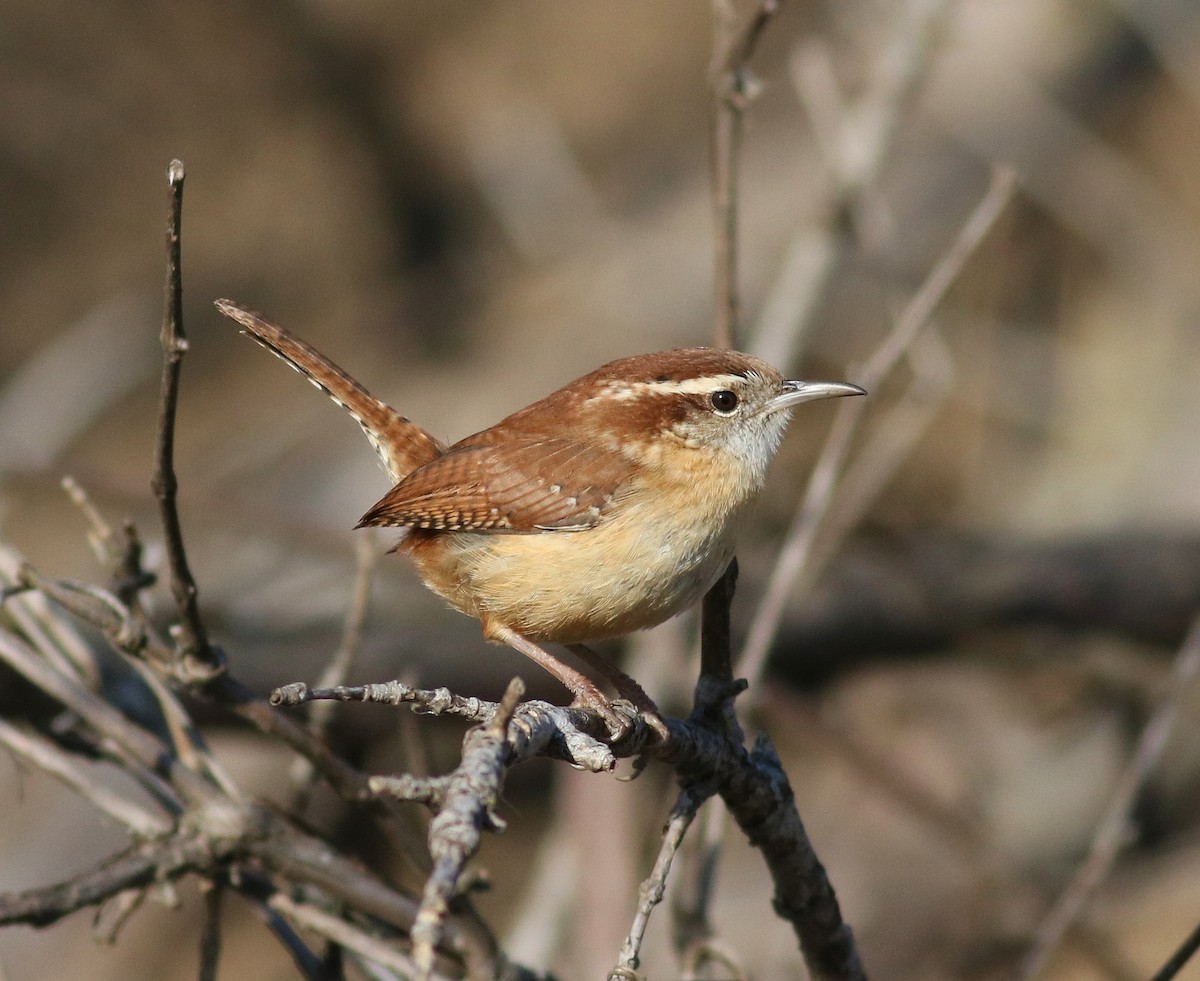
[3,1,1200,979]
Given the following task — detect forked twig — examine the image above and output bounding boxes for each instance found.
[611,563,865,980]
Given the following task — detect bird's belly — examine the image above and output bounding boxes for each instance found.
[404,501,739,644]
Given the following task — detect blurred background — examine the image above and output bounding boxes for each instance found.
[3,0,1200,978]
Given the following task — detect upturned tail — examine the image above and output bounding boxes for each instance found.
[214,299,444,482]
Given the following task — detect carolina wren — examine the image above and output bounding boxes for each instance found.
[215,300,863,732]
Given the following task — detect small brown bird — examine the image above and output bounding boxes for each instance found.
[216,300,863,733]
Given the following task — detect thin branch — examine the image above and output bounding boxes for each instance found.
[0,718,172,837]
[699,558,738,685]
[0,840,189,928]
[738,167,1017,687]
[290,534,380,808]
[405,678,524,980]
[1150,920,1200,981]
[681,939,750,981]
[274,679,628,771]
[709,0,782,348]
[753,0,952,369]
[150,159,223,682]
[199,880,224,981]
[1018,613,1200,980]
[816,326,954,558]
[611,787,706,978]
[267,891,418,979]
[669,795,729,965]
[311,535,379,719]
[93,887,149,945]
[232,873,328,980]
[666,565,864,980]
[667,564,741,966]
[10,554,431,863]
[0,543,100,687]
[10,561,241,798]
[712,735,863,981]
[0,626,203,809]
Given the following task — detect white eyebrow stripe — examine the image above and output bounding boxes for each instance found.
[600,374,750,400]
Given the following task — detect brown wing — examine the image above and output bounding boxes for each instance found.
[356,433,633,532]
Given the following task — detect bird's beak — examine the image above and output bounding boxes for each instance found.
[767,380,866,413]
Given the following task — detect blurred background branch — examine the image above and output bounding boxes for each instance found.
[3,1,1200,978]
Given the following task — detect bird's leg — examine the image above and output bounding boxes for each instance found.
[482,619,633,738]
[565,644,656,712]
[566,643,669,742]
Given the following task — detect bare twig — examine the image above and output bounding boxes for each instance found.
[0,843,179,928]
[275,679,629,771]
[231,872,327,979]
[0,718,171,837]
[0,544,99,686]
[662,566,864,981]
[710,734,863,981]
[289,533,380,807]
[267,890,419,978]
[681,939,750,980]
[611,786,706,978]
[198,880,224,981]
[1150,920,1200,981]
[1018,614,1200,980]
[816,326,954,558]
[669,794,729,964]
[404,678,524,979]
[709,0,782,348]
[13,556,239,796]
[312,534,379,721]
[738,167,1016,687]
[93,887,149,945]
[665,563,740,965]
[753,0,953,369]
[150,159,223,682]
[0,626,201,809]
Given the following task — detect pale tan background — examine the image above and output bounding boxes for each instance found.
[3,1,1200,979]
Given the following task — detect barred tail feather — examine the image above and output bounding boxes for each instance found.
[214,300,444,482]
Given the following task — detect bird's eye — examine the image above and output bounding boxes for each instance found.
[710,390,739,413]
